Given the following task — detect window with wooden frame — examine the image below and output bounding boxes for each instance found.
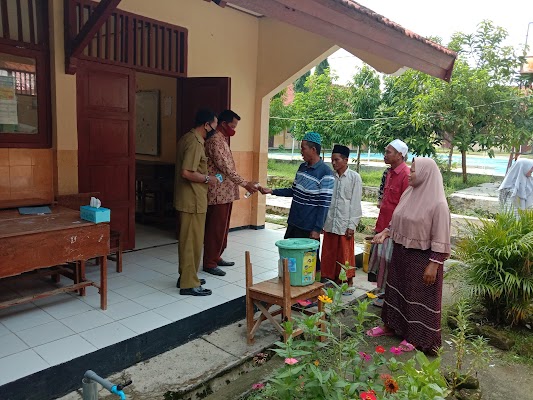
[0,0,51,148]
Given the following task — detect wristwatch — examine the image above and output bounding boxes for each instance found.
[204,175,210,184]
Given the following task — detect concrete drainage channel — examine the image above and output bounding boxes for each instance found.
[163,348,283,400]
[161,294,371,400]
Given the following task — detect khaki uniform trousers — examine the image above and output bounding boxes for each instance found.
[178,211,206,289]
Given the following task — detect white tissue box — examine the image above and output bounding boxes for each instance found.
[80,205,111,223]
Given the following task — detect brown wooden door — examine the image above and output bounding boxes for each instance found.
[177,77,231,140]
[77,62,136,250]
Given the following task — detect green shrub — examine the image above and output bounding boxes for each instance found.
[454,210,533,326]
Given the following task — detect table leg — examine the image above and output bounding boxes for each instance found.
[79,260,86,296]
[99,255,107,310]
[74,262,82,296]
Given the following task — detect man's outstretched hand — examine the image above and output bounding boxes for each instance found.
[259,187,273,195]
[244,182,259,193]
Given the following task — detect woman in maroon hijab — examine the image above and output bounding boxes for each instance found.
[366,158,451,354]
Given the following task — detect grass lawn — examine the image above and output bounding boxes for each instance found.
[267,159,497,195]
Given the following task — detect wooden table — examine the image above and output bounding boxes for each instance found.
[0,206,110,310]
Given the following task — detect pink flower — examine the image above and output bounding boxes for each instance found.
[252,383,265,390]
[359,351,372,361]
[284,357,299,365]
[390,346,403,355]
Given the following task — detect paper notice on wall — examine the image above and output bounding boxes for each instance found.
[0,76,18,125]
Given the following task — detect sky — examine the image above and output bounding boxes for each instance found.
[328,0,533,84]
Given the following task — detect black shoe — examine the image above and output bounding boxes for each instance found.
[217,258,235,267]
[203,267,226,276]
[179,286,212,296]
[176,278,206,288]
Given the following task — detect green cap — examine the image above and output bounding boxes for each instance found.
[303,132,321,145]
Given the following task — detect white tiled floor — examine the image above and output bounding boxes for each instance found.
[0,224,375,387]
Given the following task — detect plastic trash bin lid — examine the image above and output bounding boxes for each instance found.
[275,238,319,250]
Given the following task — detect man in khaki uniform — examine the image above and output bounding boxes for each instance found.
[174,109,218,296]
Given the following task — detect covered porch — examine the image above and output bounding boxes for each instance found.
[0,227,377,399]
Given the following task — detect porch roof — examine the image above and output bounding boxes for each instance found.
[229,0,457,81]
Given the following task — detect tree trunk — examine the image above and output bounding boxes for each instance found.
[356,145,361,172]
[461,149,467,183]
[506,146,515,175]
[447,146,454,171]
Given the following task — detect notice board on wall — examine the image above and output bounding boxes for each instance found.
[136,90,160,156]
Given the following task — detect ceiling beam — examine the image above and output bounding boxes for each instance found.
[70,0,122,59]
[204,0,227,7]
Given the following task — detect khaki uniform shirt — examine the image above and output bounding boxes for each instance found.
[174,129,208,213]
[205,131,248,205]
[323,168,363,235]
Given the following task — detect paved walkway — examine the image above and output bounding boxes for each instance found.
[266,194,479,222]
[266,194,482,244]
[453,182,500,198]
[267,194,380,219]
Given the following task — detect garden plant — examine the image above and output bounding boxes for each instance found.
[247,267,451,400]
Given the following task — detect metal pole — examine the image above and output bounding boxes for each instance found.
[82,377,98,400]
[525,22,533,54]
[291,136,295,160]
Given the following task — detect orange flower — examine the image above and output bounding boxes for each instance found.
[313,360,320,366]
[384,378,399,394]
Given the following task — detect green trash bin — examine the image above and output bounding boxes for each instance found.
[275,238,319,286]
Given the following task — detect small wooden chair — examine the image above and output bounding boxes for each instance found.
[245,251,326,344]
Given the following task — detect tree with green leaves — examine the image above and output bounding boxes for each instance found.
[449,20,522,85]
[414,61,498,182]
[291,69,349,152]
[268,89,292,138]
[413,21,529,182]
[336,66,382,170]
[491,88,533,171]
[315,58,330,76]
[293,71,311,94]
[371,69,439,158]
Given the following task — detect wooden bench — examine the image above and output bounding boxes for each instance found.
[0,207,109,310]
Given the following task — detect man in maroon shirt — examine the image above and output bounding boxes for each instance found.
[368,139,410,302]
[375,139,410,233]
